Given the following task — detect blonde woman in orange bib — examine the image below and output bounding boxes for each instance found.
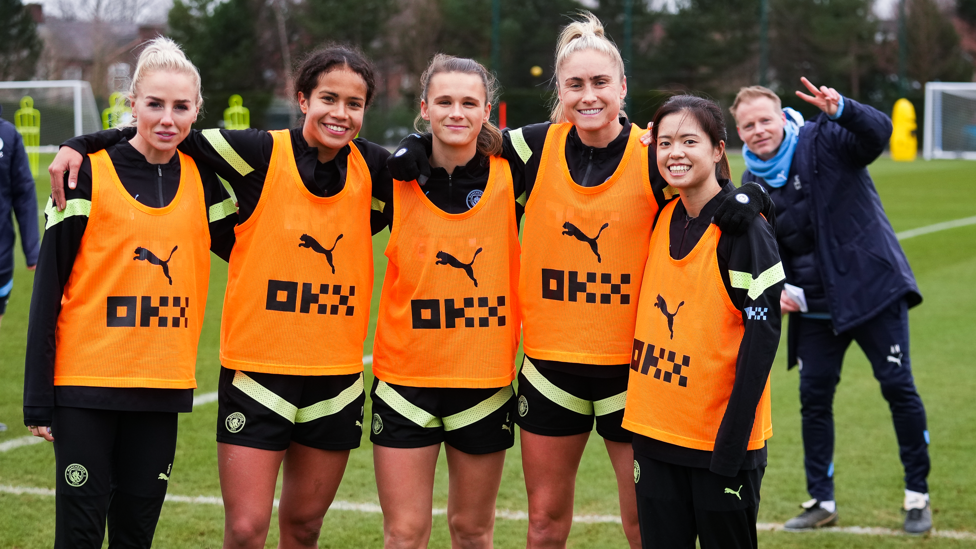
[24,38,237,548]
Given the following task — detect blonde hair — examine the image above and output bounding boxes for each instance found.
[729,86,781,121]
[414,53,503,157]
[549,11,625,123]
[124,37,203,127]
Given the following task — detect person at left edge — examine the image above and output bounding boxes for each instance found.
[624,95,783,549]
[23,38,237,548]
[0,104,40,332]
[48,46,392,549]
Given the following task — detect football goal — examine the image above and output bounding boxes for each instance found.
[0,81,101,153]
[923,82,976,160]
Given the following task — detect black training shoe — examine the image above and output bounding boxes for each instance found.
[904,503,932,534]
[784,499,839,530]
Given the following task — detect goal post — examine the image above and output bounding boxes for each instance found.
[0,80,101,153]
[923,82,976,160]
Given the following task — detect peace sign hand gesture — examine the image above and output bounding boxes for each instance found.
[796,76,841,117]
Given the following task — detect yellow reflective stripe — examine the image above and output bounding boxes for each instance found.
[521,358,593,415]
[294,373,364,423]
[371,197,386,213]
[375,381,442,429]
[730,262,786,300]
[232,371,297,423]
[509,128,532,165]
[663,185,678,200]
[593,390,627,416]
[208,197,237,223]
[442,386,513,431]
[45,198,91,229]
[202,129,254,176]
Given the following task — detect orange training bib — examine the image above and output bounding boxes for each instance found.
[55,150,210,389]
[220,130,373,375]
[519,123,658,365]
[622,200,772,451]
[373,156,520,388]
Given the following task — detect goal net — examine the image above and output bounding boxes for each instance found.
[923,82,976,160]
[0,81,101,154]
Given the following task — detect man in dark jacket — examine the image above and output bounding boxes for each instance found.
[731,79,931,534]
[0,105,39,330]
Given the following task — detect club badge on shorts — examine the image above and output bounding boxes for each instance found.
[225,412,246,433]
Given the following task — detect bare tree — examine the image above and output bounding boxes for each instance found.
[45,0,169,23]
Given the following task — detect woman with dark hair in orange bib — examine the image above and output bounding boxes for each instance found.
[24,38,237,548]
[623,95,784,549]
[48,46,394,549]
[388,13,772,548]
[370,54,520,549]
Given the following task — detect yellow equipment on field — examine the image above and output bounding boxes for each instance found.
[890,98,917,162]
[14,96,40,177]
[102,92,132,129]
[224,95,250,130]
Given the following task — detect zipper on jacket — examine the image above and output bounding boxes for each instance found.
[447,172,453,209]
[157,165,164,207]
[676,214,692,258]
[580,148,595,187]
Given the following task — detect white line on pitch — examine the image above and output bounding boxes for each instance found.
[897,215,976,241]
[191,355,374,407]
[0,437,44,453]
[1,485,973,540]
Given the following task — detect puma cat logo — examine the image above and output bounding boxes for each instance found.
[654,294,684,340]
[725,485,743,500]
[435,248,483,287]
[158,473,170,481]
[501,424,512,433]
[133,246,178,285]
[299,233,343,274]
[562,222,609,262]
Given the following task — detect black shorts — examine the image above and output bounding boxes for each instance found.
[634,455,764,549]
[216,367,365,452]
[369,378,516,455]
[515,357,632,443]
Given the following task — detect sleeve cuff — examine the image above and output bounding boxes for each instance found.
[828,96,846,120]
[23,406,54,427]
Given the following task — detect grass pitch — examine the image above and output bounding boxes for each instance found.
[1,153,974,547]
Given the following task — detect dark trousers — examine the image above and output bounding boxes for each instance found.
[796,298,930,501]
[52,407,178,549]
[634,454,763,549]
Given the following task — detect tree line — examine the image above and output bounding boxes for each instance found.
[2,0,974,144]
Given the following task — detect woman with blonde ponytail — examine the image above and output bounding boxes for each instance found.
[24,37,237,548]
[370,53,521,549]
[388,12,771,548]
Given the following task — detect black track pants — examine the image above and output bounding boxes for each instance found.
[634,455,763,549]
[52,407,178,549]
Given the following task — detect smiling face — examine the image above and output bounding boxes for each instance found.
[556,49,626,146]
[421,72,489,156]
[734,96,786,161]
[299,66,368,163]
[128,69,199,164]
[656,110,725,193]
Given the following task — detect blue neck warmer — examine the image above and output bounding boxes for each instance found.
[742,107,804,188]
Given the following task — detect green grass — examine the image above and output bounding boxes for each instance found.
[1,154,975,547]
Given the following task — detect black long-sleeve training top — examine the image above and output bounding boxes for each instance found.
[632,182,784,476]
[24,140,238,426]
